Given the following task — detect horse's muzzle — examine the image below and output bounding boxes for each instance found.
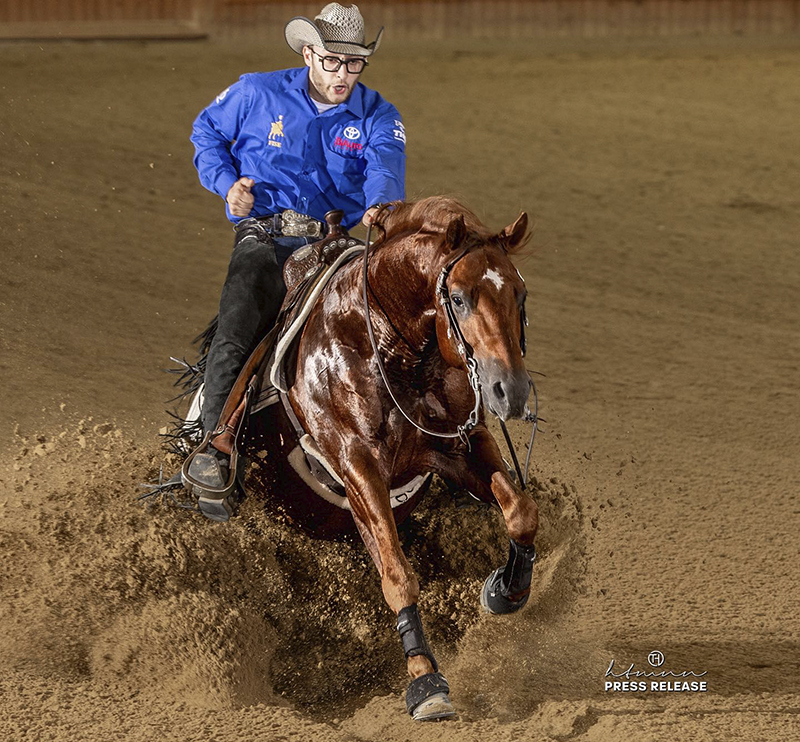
[478,360,531,421]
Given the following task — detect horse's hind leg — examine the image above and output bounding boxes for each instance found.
[342,448,456,721]
[438,427,539,615]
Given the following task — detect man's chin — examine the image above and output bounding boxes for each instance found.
[328,87,351,104]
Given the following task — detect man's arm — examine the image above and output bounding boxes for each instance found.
[362,108,406,225]
[190,79,252,208]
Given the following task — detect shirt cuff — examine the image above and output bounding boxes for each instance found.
[214,171,239,201]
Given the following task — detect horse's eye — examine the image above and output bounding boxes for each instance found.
[452,294,464,308]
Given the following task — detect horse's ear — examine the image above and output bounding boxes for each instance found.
[445,215,467,250]
[500,212,529,250]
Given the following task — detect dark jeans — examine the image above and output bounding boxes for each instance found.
[201,224,314,434]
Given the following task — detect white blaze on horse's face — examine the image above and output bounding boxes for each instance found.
[448,250,529,421]
[483,268,505,291]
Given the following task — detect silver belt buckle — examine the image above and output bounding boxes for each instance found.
[281,209,322,238]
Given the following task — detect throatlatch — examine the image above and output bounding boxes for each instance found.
[396,604,438,672]
[481,539,537,615]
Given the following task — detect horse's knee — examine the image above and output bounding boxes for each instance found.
[491,472,538,545]
[508,496,538,546]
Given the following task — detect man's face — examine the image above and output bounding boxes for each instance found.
[302,45,365,105]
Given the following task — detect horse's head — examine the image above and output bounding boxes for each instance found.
[435,212,531,421]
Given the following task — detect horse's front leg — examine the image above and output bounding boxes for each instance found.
[442,427,539,615]
[342,445,456,721]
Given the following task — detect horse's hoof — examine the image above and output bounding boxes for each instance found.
[406,673,456,721]
[480,567,530,615]
[412,692,456,721]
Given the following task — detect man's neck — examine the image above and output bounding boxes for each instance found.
[310,95,338,114]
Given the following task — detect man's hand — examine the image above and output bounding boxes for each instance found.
[362,206,379,227]
[226,177,255,217]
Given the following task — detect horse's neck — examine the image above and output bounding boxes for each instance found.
[367,237,444,358]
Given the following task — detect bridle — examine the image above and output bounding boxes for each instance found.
[363,219,481,446]
[362,206,538,484]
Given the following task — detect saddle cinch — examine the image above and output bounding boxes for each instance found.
[180,209,364,505]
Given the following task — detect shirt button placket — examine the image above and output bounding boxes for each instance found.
[298,117,314,214]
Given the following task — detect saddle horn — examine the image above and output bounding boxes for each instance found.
[324,209,346,237]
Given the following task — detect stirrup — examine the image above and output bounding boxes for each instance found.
[181,431,240,501]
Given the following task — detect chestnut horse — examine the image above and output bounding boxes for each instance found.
[254,196,539,720]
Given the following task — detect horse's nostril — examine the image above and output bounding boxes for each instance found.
[493,381,505,400]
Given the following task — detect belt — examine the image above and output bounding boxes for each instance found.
[235,210,325,239]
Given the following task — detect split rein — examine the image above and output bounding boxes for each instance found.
[362,206,539,490]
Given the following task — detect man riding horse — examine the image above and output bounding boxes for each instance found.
[178,5,540,722]
[187,3,404,499]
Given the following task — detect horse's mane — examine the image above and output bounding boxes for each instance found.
[374,196,528,255]
[376,196,493,242]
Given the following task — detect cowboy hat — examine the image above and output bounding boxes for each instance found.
[285,3,383,58]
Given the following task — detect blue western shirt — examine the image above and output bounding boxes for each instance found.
[191,67,406,229]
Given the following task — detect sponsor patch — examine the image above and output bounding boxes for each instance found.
[393,119,406,144]
[334,136,363,152]
[343,126,361,140]
[268,115,285,149]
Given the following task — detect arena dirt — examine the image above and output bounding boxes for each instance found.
[1,34,798,740]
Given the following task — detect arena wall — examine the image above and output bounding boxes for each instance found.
[1,0,799,40]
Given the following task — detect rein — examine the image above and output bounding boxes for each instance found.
[363,210,481,447]
[362,206,538,486]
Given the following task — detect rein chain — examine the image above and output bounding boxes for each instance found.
[363,211,481,447]
[362,206,538,486]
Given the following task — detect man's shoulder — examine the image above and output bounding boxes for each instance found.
[238,68,305,95]
[358,83,401,120]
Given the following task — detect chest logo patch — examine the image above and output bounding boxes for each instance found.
[333,128,364,152]
[268,115,284,148]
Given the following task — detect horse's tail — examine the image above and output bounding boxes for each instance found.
[160,314,218,457]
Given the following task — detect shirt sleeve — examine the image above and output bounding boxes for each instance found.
[363,106,406,209]
[190,78,251,201]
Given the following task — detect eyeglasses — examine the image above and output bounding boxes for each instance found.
[310,49,368,74]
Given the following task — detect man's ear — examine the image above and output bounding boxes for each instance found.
[302,45,314,68]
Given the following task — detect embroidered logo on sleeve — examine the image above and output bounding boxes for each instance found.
[215,87,231,104]
[392,119,406,144]
[268,115,285,148]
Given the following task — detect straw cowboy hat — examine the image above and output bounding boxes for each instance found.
[285,3,383,57]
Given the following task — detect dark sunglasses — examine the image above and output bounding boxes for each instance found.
[310,49,368,74]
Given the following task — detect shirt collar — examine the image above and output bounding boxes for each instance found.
[285,67,364,117]
[342,83,364,117]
